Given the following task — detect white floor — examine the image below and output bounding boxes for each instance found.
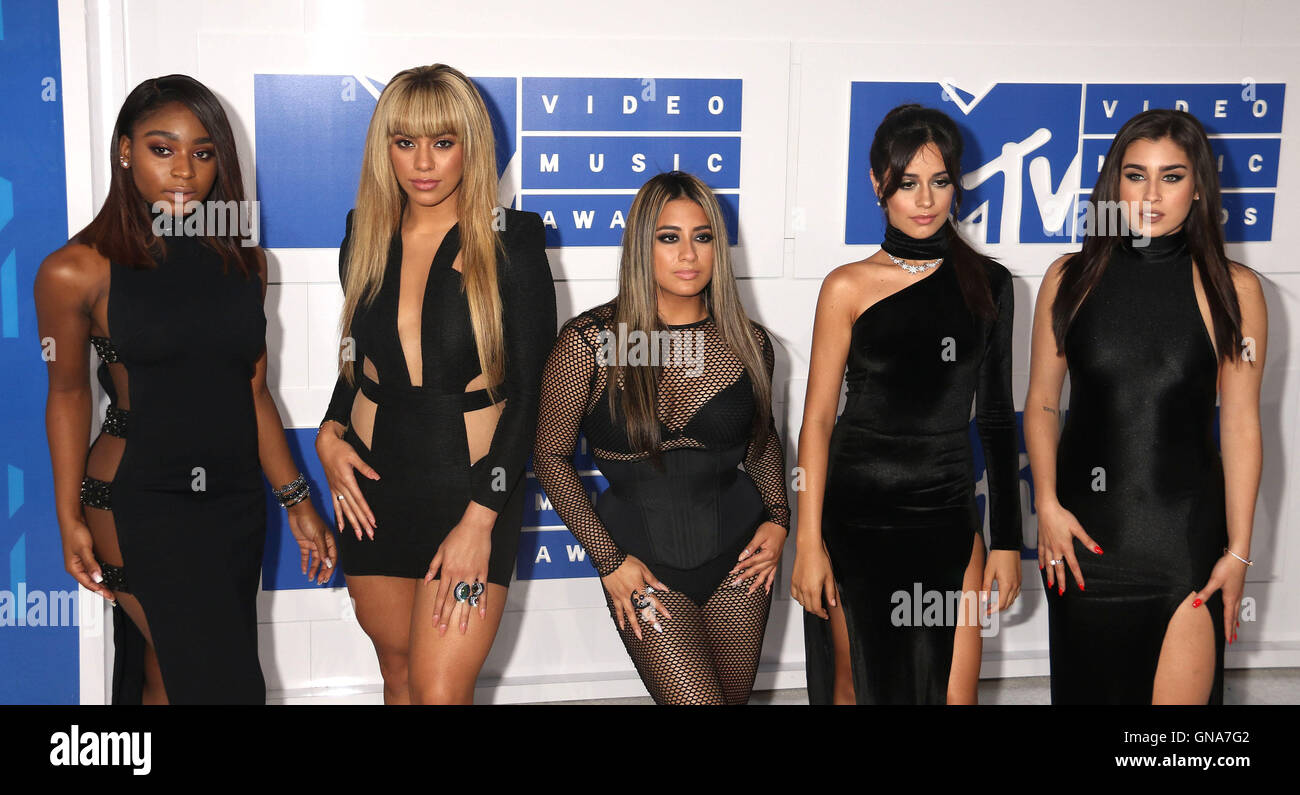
[534,666,1300,705]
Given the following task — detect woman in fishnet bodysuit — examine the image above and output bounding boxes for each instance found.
[533,172,790,704]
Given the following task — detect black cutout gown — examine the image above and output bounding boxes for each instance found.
[101,233,268,703]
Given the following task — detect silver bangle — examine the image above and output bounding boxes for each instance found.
[1224,547,1254,566]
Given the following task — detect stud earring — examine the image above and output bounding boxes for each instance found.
[119,157,129,168]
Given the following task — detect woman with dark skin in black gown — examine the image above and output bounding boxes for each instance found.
[36,75,334,704]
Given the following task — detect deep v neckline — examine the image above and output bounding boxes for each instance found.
[393,222,461,387]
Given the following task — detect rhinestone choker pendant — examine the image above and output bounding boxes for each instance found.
[888,254,943,274]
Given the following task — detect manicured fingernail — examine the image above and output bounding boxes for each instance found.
[1078,582,1085,591]
[739,549,751,560]
[1093,545,1103,554]
[1058,586,1064,596]
[325,559,334,569]
[92,571,103,584]
[653,622,663,633]
[1193,598,1202,608]
[109,600,117,607]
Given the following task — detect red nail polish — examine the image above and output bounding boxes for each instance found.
[1078,582,1085,591]
[1058,586,1064,596]
[1193,598,1202,608]
[1094,545,1103,554]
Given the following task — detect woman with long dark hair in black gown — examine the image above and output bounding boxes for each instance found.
[36,75,335,704]
[792,104,1023,704]
[1025,109,1267,704]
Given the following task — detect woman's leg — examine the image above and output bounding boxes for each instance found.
[407,582,508,704]
[946,532,986,705]
[700,574,773,705]
[346,574,417,704]
[1151,592,1216,704]
[603,588,726,704]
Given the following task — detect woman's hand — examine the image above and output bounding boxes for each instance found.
[601,555,674,641]
[1036,499,1102,594]
[983,549,1022,616]
[1193,552,1250,644]
[729,522,787,595]
[316,421,379,540]
[286,501,337,584]
[791,539,837,619]
[60,520,115,606]
[425,517,494,636]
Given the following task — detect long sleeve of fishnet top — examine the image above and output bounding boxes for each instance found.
[532,315,791,577]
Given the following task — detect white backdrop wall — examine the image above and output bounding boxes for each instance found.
[58,0,1300,704]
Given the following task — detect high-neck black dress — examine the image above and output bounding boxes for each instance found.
[1047,230,1227,704]
[803,250,1022,704]
[84,232,268,704]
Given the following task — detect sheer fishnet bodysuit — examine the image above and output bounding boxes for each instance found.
[534,303,790,704]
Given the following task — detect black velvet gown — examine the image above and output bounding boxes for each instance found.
[1048,229,1227,704]
[804,240,1022,704]
[322,208,556,585]
[83,232,268,704]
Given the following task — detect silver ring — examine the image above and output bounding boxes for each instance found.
[1048,558,1062,566]
[454,582,471,602]
[630,589,650,610]
[337,494,345,501]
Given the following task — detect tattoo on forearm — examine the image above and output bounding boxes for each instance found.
[1041,406,1058,415]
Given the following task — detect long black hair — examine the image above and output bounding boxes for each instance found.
[1051,109,1243,363]
[870,103,995,319]
[74,74,257,277]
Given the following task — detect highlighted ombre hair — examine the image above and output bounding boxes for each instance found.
[339,64,505,394]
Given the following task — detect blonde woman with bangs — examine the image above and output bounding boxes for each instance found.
[533,171,791,704]
[316,64,556,704]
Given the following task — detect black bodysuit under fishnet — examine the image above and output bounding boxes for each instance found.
[533,303,790,704]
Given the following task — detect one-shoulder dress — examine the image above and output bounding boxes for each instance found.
[804,257,1022,704]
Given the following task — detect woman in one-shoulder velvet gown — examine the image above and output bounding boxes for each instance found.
[792,105,1023,705]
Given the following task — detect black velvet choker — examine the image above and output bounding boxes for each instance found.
[881,220,950,261]
[1121,227,1189,265]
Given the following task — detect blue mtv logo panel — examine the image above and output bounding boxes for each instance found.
[254,74,518,249]
[521,77,743,247]
[846,82,1084,246]
[1081,83,1285,242]
[0,0,78,703]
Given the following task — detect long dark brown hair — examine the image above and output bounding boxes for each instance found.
[870,103,995,320]
[1051,109,1243,363]
[608,171,772,459]
[74,74,257,277]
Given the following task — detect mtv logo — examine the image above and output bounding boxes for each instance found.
[845,82,1084,246]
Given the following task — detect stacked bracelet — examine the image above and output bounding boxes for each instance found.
[274,473,311,509]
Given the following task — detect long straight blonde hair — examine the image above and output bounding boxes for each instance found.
[609,171,772,456]
[339,64,505,395]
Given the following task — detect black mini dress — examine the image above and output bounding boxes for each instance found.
[321,208,556,585]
